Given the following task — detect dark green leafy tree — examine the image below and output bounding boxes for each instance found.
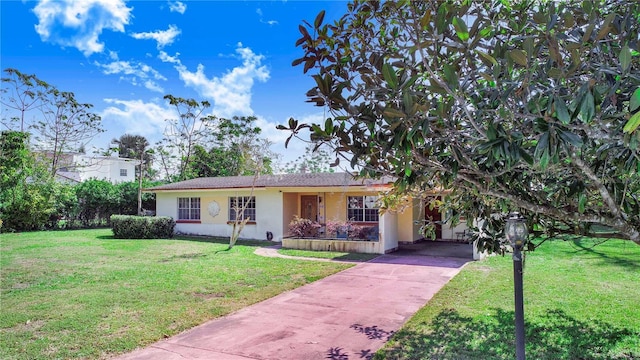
[112,134,152,176]
[0,130,60,231]
[185,116,276,178]
[281,1,640,249]
[112,134,154,213]
[75,179,120,226]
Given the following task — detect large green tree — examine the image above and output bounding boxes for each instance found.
[281,0,640,249]
[185,116,276,178]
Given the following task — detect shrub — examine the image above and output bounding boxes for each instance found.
[326,220,374,240]
[111,215,175,239]
[288,215,321,237]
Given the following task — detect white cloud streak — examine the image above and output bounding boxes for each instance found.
[32,0,132,56]
[130,25,181,49]
[168,1,186,14]
[100,99,176,141]
[94,55,167,92]
[158,43,269,117]
[256,8,278,26]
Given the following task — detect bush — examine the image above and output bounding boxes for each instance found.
[288,215,321,237]
[111,215,175,239]
[326,220,374,240]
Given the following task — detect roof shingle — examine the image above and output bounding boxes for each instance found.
[147,172,393,191]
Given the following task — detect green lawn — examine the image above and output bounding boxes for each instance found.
[0,229,353,360]
[277,248,380,262]
[376,238,640,360]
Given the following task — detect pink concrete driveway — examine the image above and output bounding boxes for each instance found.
[115,254,468,360]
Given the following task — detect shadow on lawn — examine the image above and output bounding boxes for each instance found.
[377,308,638,360]
[569,240,640,272]
[97,234,274,248]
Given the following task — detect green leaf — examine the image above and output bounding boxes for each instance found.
[555,97,570,124]
[558,130,583,148]
[475,50,497,67]
[314,10,325,29]
[443,64,458,89]
[508,50,528,66]
[534,131,549,159]
[383,107,406,119]
[620,45,631,72]
[623,111,640,133]
[540,149,550,170]
[630,88,640,112]
[578,193,587,214]
[325,118,334,134]
[382,63,398,89]
[452,17,469,41]
[420,10,432,29]
[578,91,595,123]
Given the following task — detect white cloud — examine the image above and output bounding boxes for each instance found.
[94,57,167,93]
[256,8,278,26]
[33,0,132,56]
[158,43,269,117]
[100,99,177,142]
[168,1,186,14]
[158,50,181,64]
[130,25,181,49]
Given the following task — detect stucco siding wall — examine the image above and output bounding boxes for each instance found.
[282,193,297,237]
[324,192,347,221]
[155,189,284,241]
[323,191,379,222]
[396,198,421,242]
[381,211,398,252]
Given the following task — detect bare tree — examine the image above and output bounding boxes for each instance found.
[1,68,50,131]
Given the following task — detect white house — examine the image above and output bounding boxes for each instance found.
[147,172,469,255]
[52,153,137,184]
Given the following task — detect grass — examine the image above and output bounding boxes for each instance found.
[277,248,380,262]
[0,229,353,360]
[376,237,640,360]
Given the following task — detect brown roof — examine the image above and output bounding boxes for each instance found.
[147,172,394,191]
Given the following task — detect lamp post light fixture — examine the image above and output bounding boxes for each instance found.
[505,212,528,360]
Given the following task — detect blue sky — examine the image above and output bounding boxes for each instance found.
[1,0,346,166]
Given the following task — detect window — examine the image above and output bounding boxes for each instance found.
[178,197,200,220]
[229,196,256,221]
[120,169,127,176]
[347,196,379,222]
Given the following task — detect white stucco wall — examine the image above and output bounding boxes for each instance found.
[74,155,136,183]
[381,211,399,252]
[155,189,285,241]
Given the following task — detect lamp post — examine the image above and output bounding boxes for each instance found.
[505,212,528,360]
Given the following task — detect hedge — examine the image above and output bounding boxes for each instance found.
[110,215,175,239]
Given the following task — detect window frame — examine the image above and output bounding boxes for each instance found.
[347,195,379,223]
[229,196,256,222]
[177,197,201,221]
[120,168,127,177]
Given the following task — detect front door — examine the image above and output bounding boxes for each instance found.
[301,196,318,222]
[424,205,442,240]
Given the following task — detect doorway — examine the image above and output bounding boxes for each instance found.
[301,195,318,221]
[424,205,442,240]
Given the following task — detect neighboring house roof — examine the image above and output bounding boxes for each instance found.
[147,172,394,191]
[55,171,81,183]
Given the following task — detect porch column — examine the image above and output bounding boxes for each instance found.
[380,211,398,253]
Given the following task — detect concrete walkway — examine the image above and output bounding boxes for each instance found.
[116,252,469,360]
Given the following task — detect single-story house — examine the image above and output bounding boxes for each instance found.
[147,172,468,255]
